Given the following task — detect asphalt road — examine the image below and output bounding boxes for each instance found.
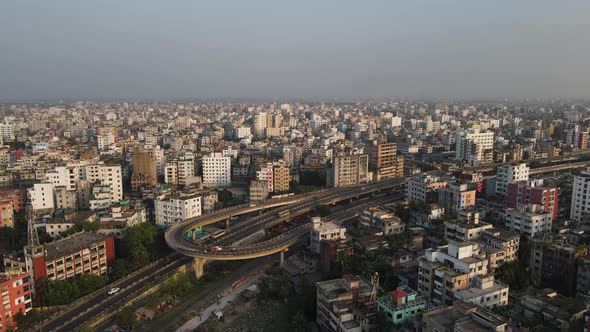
[34,256,190,332]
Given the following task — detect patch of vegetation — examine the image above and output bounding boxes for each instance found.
[112,223,171,279]
[36,274,107,306]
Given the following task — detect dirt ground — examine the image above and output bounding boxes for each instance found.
[196,299,292,332]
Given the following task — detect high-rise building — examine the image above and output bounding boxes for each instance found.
[0,123,15,142]
[131,145,158,190]
[253,112,267,137]
[369,142,404,180]
[495,163,529,196]
[332,154,369,187]
[570,170,590,221]
[202,152,231,187]
[28,183,55,211]
[273,162,290,192]
[507,179,559,219]
[455,129,494,164]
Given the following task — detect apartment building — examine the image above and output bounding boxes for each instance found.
[25,232,115,284]
[332,154,369,187]
[369,142,404,180]
[405,174,447,203]
[495,163,529,196]
[438,182,476,213]
[0,272,32,330]
[360,207,405,235]
[202,152,231,187]
[310,217,346,254]
[377,286,426,326]
[155,192,202,227]
[316,275,374,332]
[504,204,552,237]
[418,241,489,306]
[507,179,559,219]
[444,211,493,242]
[480,229,520,270]
[422,300,508,332]
[454,275,509,310]
[570,170,590,221]
[455,129,494,165]
[28,183,55,211]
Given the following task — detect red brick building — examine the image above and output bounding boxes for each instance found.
[0,273,32,330]
[25,232,115,287]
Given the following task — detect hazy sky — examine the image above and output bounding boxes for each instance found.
[1,1,589,101]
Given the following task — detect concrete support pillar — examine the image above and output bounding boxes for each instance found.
[193,257,206,279]
[225,218,230,232]
[280,249,287,267]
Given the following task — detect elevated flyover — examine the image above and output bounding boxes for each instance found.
[165,178,406,278]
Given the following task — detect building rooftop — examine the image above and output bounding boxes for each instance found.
[42,232,111,260]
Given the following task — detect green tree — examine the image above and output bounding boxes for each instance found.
[61,221,101,237]
[218,189,233,204]
[316,205,331,217]
[291,311,307,332]
[495,260,539,291]
[116,308,137,328]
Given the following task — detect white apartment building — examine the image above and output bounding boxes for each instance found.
[155,193,202,226]
[495,163,529,196]
[236,126,251,139]
[309,217,346,254]
[202,153,231,187]
[46,166,79,191]
[504,204,552,237]
[68,162,123,203]
[97,134,115,150]
[89,185,112,210]
[98,165,123,203]
[454,275,509,310]
[405,174,448,202]
[418,241,489,306]
[28,183,55,210]
[571,170,590,221]
[455,129,494,162]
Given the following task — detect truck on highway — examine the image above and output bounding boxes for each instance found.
[210,246,223,252]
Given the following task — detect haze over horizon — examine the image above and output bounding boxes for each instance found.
[1,1,589,102]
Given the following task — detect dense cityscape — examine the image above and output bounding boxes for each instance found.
[0,100,585,331]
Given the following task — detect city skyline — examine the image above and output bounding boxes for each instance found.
[2,1,590,101]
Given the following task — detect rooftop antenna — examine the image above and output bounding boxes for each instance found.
[27,206,40,248]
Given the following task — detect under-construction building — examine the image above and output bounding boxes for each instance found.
[131,145,158,190]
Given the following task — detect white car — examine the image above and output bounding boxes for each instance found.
[107,287,120,295]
